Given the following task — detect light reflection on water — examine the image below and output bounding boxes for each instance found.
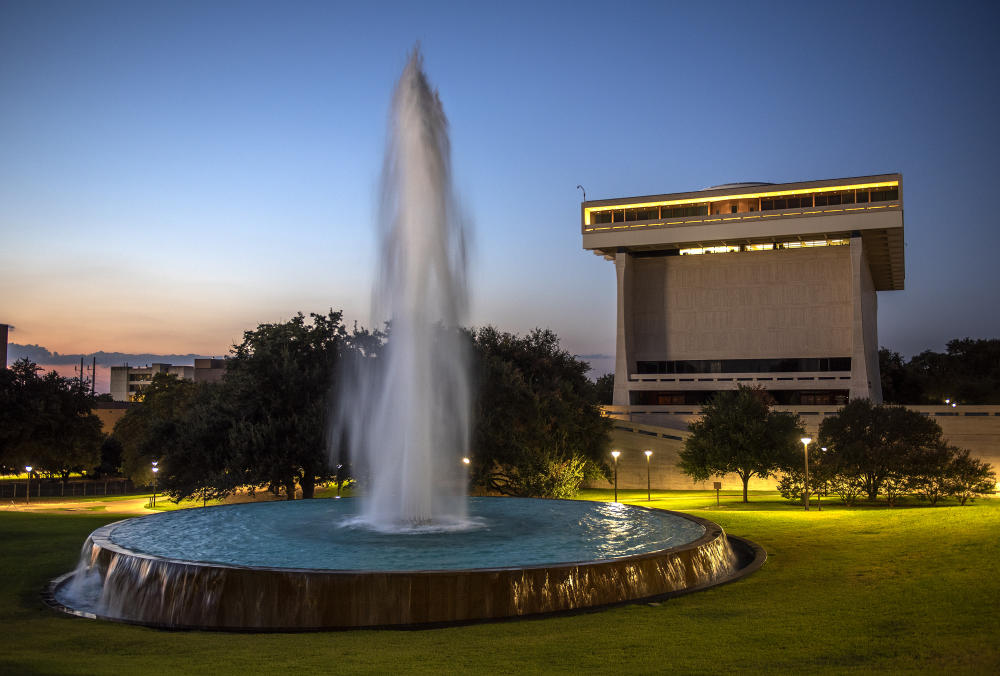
[108,497,705,571]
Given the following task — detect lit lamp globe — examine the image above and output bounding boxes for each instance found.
[610,450,621,502]
[643,450,652,501]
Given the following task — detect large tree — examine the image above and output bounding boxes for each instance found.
[154,311,355,501]
[818,399,947,502]
[114,373,200,484]
[0,359,103,480]
[470,327,612,498]
[679,386,803,502]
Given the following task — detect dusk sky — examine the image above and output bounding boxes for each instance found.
[3,1,999,385]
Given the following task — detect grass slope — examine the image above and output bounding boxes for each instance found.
[1,491,997,675]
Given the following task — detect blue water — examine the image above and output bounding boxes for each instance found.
[107,497,705,571]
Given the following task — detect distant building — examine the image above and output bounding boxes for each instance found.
[581,173,903,407]
[109,358,229,401]
[194,358,227,384]
[110,363,193,402]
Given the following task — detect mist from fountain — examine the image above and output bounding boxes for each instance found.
[333,49,472,531]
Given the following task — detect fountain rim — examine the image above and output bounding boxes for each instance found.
[44,498,768,631]
[61,497,728,574]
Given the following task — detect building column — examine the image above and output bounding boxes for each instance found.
[849,236,882,402]
[613,250,634,406]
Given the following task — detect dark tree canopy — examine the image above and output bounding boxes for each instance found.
[818,399,948,502]
[679,386,803,502]
[880,338,1000,404]
[593,372,614,406]
[0,359,103,479]
[151,311,352,501]
[470,327,612,498]
[114,373,200,484]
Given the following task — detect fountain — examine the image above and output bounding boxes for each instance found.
[46,50,764,630]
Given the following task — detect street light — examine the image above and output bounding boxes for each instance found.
[644,450,652,501]
[25,465,32,505]
[151,461,159,508]
[611,450,621,502]
[800,437,812,511]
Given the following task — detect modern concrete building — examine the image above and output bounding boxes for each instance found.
[110,363,195,402]
[581,173,903,409]
[109,358,228,401]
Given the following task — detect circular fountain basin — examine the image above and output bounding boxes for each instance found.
[49,497,763,630]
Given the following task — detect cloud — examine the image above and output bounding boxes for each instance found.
[7,343,222,367]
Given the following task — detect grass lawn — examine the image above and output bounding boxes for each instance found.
[1,490,997,674]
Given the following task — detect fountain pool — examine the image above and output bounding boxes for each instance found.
[48,497,762,630]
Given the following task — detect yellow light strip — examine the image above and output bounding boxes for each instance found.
[583,180,899,225]
[581,203,900,233]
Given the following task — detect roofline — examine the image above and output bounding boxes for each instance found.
[581,173,902,208]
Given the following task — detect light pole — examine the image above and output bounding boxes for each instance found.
[644,450,652,501]
[800,437,811,511]
[818,447,827,511]
[151,461,159,508]
[25,465,32,505]
[462,457,470,494]
[611,450,620,502]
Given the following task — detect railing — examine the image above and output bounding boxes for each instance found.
[582,200,900,234]
[1,478,135,501]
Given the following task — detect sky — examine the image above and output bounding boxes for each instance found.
[2,0,999,388]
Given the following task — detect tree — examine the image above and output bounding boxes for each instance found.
[679,386,803,503]
[879,348,925,404]
[946,449,997,505]
[593,373,614,405]
[114,373,199,484]
[154,311,354,502]
[819,400,947,502]
[470,327,611,498]
[906,442,957,506]
[0,359,103,479]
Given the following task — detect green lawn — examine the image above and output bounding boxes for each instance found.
[2,490,998,674]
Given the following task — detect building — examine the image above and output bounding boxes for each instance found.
[110,363,194,401]
[1,323,8,368]
[109,358,228,401]
[193,358,227,384]
[581,173,903,409]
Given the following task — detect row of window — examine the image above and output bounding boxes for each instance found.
[630,389,850,406]
[677,238,849,256]
[589,186,899,224]
[635,357,852,375]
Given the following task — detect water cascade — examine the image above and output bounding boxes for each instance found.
[334,49,472,531]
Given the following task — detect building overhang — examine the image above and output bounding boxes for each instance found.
[581,173,905,291]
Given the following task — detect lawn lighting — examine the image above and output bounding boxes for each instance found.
[25,465,33,505]
[800,437,812,511]
[644,450,652,501]
[152,462,160,508]
[611,450,621,502]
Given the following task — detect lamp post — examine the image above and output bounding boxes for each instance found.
[644,450,652,501]
[151,461,159,508]
[800,437,811,511]
[462,457,470,494]
[818,447,827,511]
[25,465,32,505]
[611,450,620,502]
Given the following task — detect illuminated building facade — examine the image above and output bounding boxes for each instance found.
[581,174,904,407]
[109,358,226,401]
